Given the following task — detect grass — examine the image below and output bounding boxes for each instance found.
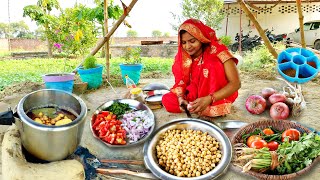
[0,57,174,91]
[0,43,297,92]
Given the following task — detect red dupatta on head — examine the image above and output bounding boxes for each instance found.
[171,19,237,99]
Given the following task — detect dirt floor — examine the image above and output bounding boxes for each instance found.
[0,72,319,179]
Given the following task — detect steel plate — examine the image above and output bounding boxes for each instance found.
[90,99,155,148]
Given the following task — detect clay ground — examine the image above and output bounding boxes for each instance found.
[0,73,319,180]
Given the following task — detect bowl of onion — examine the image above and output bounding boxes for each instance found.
[90,99,155,147]
[231,119,320,180]
[143,118,232,180]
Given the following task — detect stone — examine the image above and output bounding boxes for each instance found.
[2,125,84,180]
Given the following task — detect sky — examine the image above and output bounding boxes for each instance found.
[0,0,182,37]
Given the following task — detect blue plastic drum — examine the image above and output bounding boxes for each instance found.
[277,48,320,83]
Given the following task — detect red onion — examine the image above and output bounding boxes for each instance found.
[268,93,287,104]
[245,95,267,115]
[261,87,276,99]
[270,102,290,120]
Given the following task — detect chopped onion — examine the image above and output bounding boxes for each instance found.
[121,110,154,143]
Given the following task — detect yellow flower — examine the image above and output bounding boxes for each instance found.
[74,29,83,42]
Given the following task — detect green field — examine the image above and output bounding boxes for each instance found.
[0,57,174,91]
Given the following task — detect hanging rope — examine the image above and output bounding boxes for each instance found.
[244,0,282,11]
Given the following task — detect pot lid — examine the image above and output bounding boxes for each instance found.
[142,83,170,91]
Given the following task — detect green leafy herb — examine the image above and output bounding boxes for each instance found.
[276,133,320,174]
[105,102,131,117]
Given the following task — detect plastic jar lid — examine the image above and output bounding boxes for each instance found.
[130,87,142,95]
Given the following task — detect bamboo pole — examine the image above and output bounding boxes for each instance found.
[237,0,278,59]
[104,0,110,80]
[91,0,138,56]
[296,0,306,48]
[74,0,138,71]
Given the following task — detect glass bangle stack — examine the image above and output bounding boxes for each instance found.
[277,48,320,84]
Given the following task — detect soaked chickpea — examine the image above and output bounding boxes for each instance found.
[156,129,222,177]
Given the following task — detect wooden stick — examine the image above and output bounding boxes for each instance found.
[96,168,156,179]
[237,0,278,59]
[74,0,139,72]
[296,0,306,48]
[100,159,144,165]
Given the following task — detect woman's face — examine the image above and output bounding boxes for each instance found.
[181,31,203,58]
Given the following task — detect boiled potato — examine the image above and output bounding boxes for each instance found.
[55,119,72,126]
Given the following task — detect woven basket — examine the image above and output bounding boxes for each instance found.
[231,119,320,180]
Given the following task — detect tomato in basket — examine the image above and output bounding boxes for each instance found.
[267,141,279,151]
[247,135,262,147]
[281,128,300,142]
[250,139,267,149]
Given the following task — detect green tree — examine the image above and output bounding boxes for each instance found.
[10,21,33,38]
[171,0,225,31]
[23,0,61,57]
[0,21,34,38]
[47,4,98,56]
[152,30,162,37]
[163,32,171,37]
[0,22,8,38]
[127,30,138,37]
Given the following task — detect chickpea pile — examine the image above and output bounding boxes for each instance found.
[156,129,222,177]
[33,112,73,126]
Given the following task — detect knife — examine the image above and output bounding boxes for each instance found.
[180,104,192,118]
[212,120,248,130]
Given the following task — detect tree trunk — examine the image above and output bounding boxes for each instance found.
[75,0,139,72]
[100,25,106,58]
[237,0,278,59]
[47,38,53,58]
[296,0,306,48]
[104,0,110,80]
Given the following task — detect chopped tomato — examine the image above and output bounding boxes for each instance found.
[263,128,274,135]
[250,139,268,149]
[247,135,262,147]
[267,141,279,151]
[92,119,103,129]
[282,128,300,142]
[100,111,110,116]
[92,111,127,145]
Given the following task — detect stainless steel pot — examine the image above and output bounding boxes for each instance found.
[143,118,232,180]
[14,89,87,161]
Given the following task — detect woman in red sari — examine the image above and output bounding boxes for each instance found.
[162,19,241,117]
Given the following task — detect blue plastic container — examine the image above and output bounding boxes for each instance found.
[42,73,75,93]
[77,65,103,89]
[277,48,320,84]
[119,63,143,84]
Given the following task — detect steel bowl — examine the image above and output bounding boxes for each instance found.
[143,118,232,180]
[90,99,155,147]
[16,89,87,161]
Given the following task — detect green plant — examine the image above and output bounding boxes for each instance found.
[219,35,232,46]
[83,55,97,69]
[121,47,142,64]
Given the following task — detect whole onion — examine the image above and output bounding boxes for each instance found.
[270,102,290,120]
[245,95,267,115]
[269,93,287,104]
[261,87,276,99]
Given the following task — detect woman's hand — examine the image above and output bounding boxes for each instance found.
[189,95,212,113]
[178,97,189,112]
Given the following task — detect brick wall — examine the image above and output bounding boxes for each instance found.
[10,39,47,51]
[0,37,179,57]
